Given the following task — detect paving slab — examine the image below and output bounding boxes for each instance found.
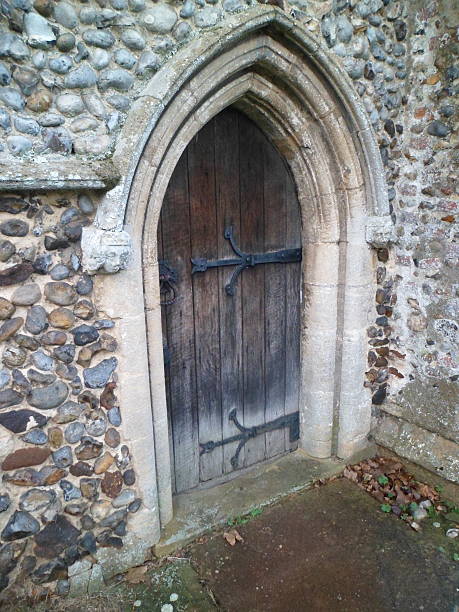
[189,478,459,612]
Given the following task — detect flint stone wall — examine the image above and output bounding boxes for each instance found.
[0,0,458,600]
[0,192,143,598]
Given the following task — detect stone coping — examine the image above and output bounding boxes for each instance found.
[0,158,120,191]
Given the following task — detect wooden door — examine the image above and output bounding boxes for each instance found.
[158,108,301,494]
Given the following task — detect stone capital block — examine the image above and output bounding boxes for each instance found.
[365,215,396,248]
[81,226,132,274]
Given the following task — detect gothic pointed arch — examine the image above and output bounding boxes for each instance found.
[83,5,391,544]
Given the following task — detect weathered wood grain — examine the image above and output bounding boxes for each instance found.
[159,108,301,493]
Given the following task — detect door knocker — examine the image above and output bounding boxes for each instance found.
[159,261,178,306]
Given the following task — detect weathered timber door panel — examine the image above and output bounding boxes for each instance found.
[158,108,302,494]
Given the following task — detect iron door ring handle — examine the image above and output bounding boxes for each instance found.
[159,260,178,306]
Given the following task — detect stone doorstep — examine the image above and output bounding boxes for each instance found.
[154,445,377,558]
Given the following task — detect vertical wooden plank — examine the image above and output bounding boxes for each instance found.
[239,112,266,467]
[188,119,223,482]
[161,150,200,494]
[284,163,302,450]
[161,107,302,492]
[215,108,244,474]
[263,138,287,458]
[157,219,176,492]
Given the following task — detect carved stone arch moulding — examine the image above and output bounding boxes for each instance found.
[82,5,393,545]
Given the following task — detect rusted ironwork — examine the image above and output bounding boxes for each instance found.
[159,261,178,306]
[200,409,299,469]
[191,226,302,296]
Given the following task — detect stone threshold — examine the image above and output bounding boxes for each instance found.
[155,446,376,557]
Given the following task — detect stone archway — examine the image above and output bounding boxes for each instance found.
[82,6,392,552]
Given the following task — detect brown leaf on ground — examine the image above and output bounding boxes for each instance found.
[383,461,402,473]
[224,529,244,546]
[417,483,438,501]
[399,473,411,486]
[343,468,358,482]
[235,530,244,542]
[125,565,148,584]
[344,455,448,530]
[395,486,410,507]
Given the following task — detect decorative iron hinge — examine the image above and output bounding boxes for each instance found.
[200,409,299,469]
[191,226,302,296]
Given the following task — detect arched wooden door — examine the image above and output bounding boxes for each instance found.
[158,108,302,494]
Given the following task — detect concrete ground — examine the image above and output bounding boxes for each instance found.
[6,458,458,612]
[114,476,458,612]
[188,478,458,611]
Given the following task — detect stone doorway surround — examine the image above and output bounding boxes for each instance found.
[80,6,393,564]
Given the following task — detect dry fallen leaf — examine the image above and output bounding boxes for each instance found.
[125,565,149,584]
[395,486,410,507]
[399,473,410,486]
[343,468,358,482]
[345,457,453,532]
[223,529,244,546]
[417,483,437,500]
[224,531,236,546]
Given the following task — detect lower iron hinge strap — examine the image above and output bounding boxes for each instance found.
[200,409,299,469]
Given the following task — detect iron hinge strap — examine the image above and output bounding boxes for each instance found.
[200,409,299,469]
[191,226,301,296]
